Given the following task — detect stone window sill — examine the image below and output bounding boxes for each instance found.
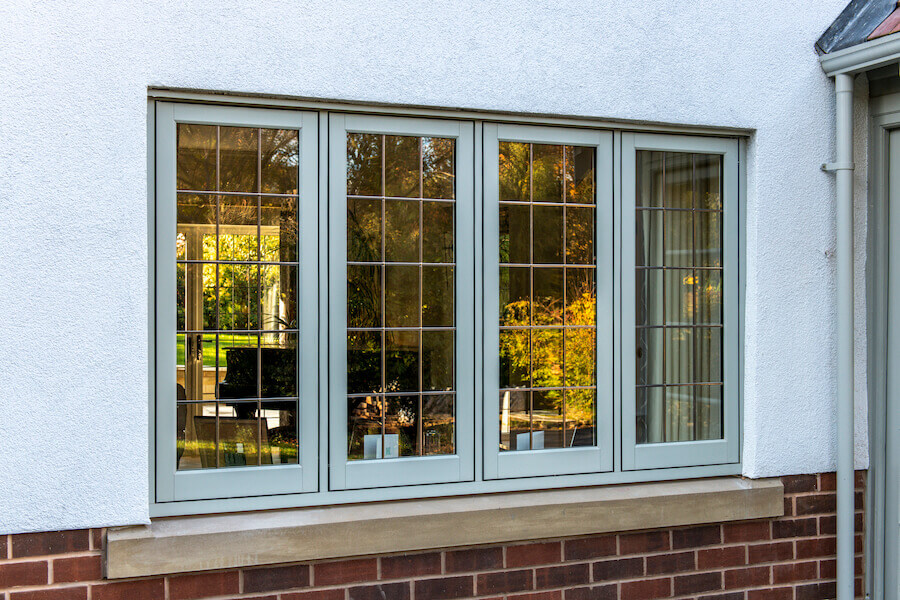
[105,477,783,579]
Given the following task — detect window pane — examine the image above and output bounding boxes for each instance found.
[635,151,724,443]
[175,124,300,471]
[346,133,457,460]
[499,143,598,451]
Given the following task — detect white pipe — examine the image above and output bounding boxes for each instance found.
[834,71,856,600]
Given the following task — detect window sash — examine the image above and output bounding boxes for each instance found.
[327,113,477,490]
[620,133,741,470]
[155,103,320,501]
[482,124,615,479]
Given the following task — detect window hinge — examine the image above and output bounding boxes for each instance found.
[821,161,854,172]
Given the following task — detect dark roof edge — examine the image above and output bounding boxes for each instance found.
[817,0,896,54]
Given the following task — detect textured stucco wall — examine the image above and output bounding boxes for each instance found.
[0,0,868,533]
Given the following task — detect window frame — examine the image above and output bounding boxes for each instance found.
[620,132,741,470]
[482,123,615,479]
[149,96,744,518]
[154,102,320,502]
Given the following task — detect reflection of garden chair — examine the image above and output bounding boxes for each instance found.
[193,416,270,468]
[217,346,297,418]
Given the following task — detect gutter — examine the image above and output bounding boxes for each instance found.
[821,29,900,74]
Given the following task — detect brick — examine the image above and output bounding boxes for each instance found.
[819,512,864,535]
[674,572,722,596]
[348,582,410,600]
[747,542,793,563]
[91,578,166,600]
[620,531,670,554]
[593,556,643,581]
[169,570,240,600]
[445,547,503,572]
[509,593,564,600]
[0,561,49,588]
[747,588,794,600]
[819,555,864,578]
[314,558,377,586]
[772,518,817,538]
[415,575,474,600]
[507,541,561,567]
[697,546,746,569]
[564,536,617,561]
[1,535,7,559]
[381,552,441,579]
[772,560,817,584]
[646,551,695,575]
[795,493,836,515]
[52,555,102,583]
[819,472,836,491]
[283,590,345,600]
[477,569,534,595]
[11,531,90,558]
[782,474,818,493]
[795,581,837,600]
[698,593,745,600]
[672,525,721,549]
[565,585,617,600]
[783,497,794,517]
[724,566,770,589]
[620,577,672,600]
[722,521,770,543]
[796,537,836,559]
[243,564,310,593]
[535,563,590,589]
[91,528,104,550]
[10,589,89,600]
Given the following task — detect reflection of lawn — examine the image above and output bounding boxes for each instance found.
[176,334,258,368]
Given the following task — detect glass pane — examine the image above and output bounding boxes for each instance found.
[385,330,419,392]
[696,327,723,384]
[422,330,453,391]
[261,129,299,194]
[566,206,594,265]
[423,201,454,263]
[422,266,453,327]
[347,133,382,196]
[696,384,723,440]
[500,267,530,326]
[176,402,217,470]
[635,268,663,326]
[217,335,259,400]
[665,328,694,385]
[636,386,664,443]
[385,135,420,198]
[260,264,296,330]
[499,329,530,389]
[664,210,693,268]
[348,396,383,460]
[665,269,694,326]
[566,389,596,447]
[217,402,261,467]
[532,329,563,389]
[499,141,530,201]
[176,194,216,260]
[177,263,217,331]
[499,203,530,265]
[176,333,219,401]
[636,209,663,267]
[261,196,298,262]
[532,390,564,449]
[533,267,563,326]
[219,195,258,262]
[385,200,419,262]
[695,210,722,268]
[385,396,419,457]
[695,154,722,210]
[261,400,298,464]
[532,144,563,203]
[219,127,258,193]
[565,329,595,387]
[177,124,217,192]
[636,327,664,387]
[664,386,694,441]
[348,265,381,328]
[663,153,692,209]
[217,264,259,330]
[385,265,419,327]
[348,197,382,262]
[260,333,297,398]
[636,151,664,208]
[423,394,455,455]
[499,390,530,451]
[565,268,596,326]
[423,138,455,199]
[533,205,563,264]
[347,331,382,394]
[696,269,722,325]
[565,146,595,204]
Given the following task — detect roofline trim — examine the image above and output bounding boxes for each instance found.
[821,30,900,75]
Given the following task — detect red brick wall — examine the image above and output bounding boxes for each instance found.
[0,473,866,600]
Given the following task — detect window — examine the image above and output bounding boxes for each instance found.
[153,102,741,512]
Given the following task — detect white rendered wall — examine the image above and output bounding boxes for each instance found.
[0,0,868,533]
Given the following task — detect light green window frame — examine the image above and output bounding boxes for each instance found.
[150,98,743,516]
[155,103,320,501]
[621,133,741,470]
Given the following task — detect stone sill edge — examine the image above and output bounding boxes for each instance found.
[105,476,784,579]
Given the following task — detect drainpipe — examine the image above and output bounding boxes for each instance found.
[824,71,856,600]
